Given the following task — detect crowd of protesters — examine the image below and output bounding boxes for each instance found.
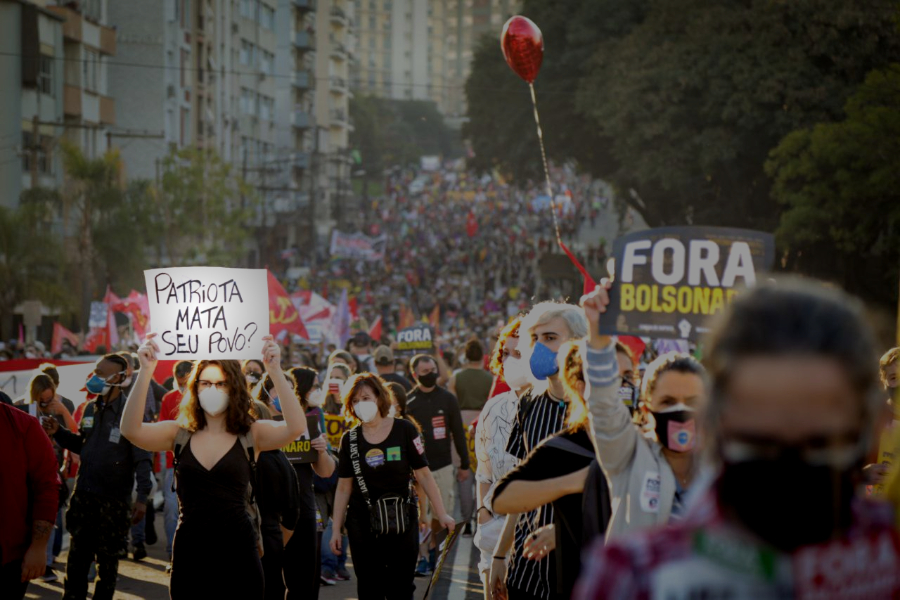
[6,165,900,600]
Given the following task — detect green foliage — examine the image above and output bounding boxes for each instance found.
[154,146,258,266]
[465,0,900,232]
[766,65,900,304]
[0,200,70,334]
[350,96,460,174]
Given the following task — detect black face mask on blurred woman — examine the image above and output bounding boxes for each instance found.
[717,442,860,552]
[418,372,439,388]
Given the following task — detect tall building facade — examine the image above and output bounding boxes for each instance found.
[0,0,117,208]
[350,0,519,117]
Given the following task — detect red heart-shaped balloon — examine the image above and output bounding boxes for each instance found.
[501,16,544,84]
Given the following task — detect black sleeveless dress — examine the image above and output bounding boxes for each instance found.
[171,437,264,599]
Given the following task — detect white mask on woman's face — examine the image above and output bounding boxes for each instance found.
[388,404,397,418]
[503,356,530,389]
[354,400,378,423]
[308,388,325,408]
[198,387,229,417]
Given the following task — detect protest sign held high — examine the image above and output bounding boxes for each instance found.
[600,227,774,341]
[144,267,269,359]
[396,323,434,355]
[281,417,322,464]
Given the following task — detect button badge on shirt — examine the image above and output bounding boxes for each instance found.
[366,448,385,468]
[432,416,447,440]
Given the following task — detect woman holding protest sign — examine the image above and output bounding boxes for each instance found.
[330,373,455,600]
[580,282,708,539]
[120,333,307,598]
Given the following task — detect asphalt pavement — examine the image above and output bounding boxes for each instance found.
[23,513,484,600]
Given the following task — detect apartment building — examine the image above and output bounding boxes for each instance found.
[314,0,355,232]
[350,0,519,117]
[0,0,116,208]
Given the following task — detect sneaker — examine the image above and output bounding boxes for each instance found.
[335,566,352,581]
[414,557,431,578]
[165,563,173,574]
[320,574,337,586]
[87,562,97,582]
[132,542,147,561]
[40,567,58,582]
[462,522,474,537]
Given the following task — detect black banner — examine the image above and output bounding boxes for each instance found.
[281,416,322,464]
[599,227,774,342]
[396,323,434,356]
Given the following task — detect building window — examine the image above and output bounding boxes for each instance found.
[38,54,54,96]
[260,96,273,121]
[261,4,275,29]
[181,0,191,28]
[83,50,99,92]
[240,40,252,65]
[240,0,253,19]
[240,87,254,114]
[261,50,274,75]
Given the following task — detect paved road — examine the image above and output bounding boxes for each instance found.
[24,514,484,600]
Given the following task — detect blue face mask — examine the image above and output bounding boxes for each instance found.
[272,396,282,413]
[529,342,559,381]
[85,375,108,395]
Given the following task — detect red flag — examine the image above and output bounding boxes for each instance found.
[559,241,597,297]
[267,271,309,340]
[466,211,478,238]
[104,286,120,348]
[83,327,107,353]
[51,322,79,354]
[398,305,415,330]
[349,296,360,321]
[111,290,151,338]
[429,305,440,333]
[618,336,646,363]
[368,316,383,341]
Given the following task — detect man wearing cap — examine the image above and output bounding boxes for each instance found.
[348,332,376,373]
[374,346,413,391]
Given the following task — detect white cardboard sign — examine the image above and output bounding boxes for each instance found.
[144,267,269,359]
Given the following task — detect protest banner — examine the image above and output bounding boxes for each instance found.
[329,230,388,261]
[324,413,350,448]
[144,267,269,359]
[423,526,462,600]
[396,323,434,356]
[281,417,322,464]
[600,227,774,342]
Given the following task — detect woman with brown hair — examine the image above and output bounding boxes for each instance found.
[329,373,454,600]
[120,334,306,599]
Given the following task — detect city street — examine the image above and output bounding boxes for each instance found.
[24,514,483,600]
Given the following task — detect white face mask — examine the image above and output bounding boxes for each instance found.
[308,389,325,408]
[354,400,378,423]
[121,375,134,388]
[503,356,530,389]
[388,404,397,418]
[198,387,229,417]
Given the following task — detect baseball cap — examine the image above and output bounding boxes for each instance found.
[373,345,394,365]
[351,332,372,347]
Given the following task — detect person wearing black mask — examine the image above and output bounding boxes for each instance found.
[41,354,153,600]
[576,278,900,598]
[406,354,470,572]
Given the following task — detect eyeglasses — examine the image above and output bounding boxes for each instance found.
[198,380,228,391]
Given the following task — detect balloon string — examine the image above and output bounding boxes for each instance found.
[529,82,562,247]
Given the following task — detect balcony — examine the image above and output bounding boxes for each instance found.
[330,42,347,60]
[292,0,315,10]
[63,85,81,117]
[99,95,115,125]
[330,7,348,27]
[47,6,116,55]
[293,32,314,50]
[293,110,311,129]
[330,109,349,128]
[292,70,312,90]
[329,76,347,93]
[293,152,311,169]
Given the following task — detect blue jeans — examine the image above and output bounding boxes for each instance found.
[163,468,178,556]
[321,520,347,572]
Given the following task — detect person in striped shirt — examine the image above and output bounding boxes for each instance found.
[486,302,589,600]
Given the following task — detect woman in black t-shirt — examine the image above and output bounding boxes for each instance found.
[330,373,454,600]
[492,341,611,600]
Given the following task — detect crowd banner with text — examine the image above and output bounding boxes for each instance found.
[396,323,434,356]
[324,414,350,448]
[329,230,388,262]
[144,267,269,359]
[599,227,775,342]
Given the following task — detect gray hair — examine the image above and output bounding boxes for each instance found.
[521,301,589,344]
